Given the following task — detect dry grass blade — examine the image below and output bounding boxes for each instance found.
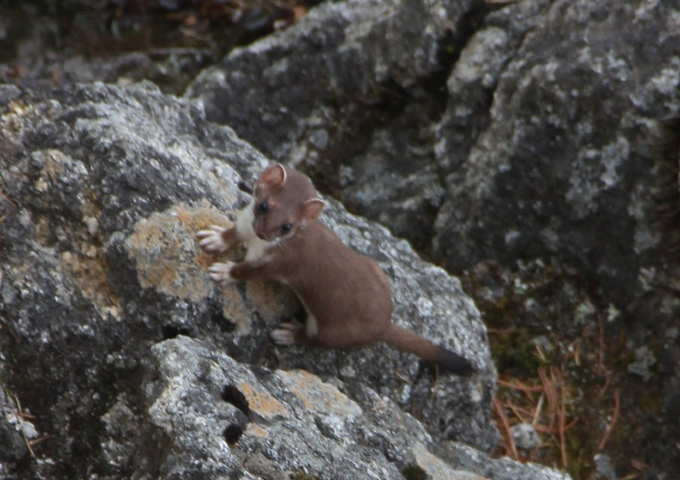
[598,388,620,451]
[533,418,577,434]
[10,393,38,459]
[0,189,17,207]
[393,370,411,384]
[497,378,544,394]
[532,393,545,427]
[506,401,532,424]
[630,459,649,470]
[538,367,558,431]
[493,396,518,459]
[558,369,567,468]
[597,314,608,375]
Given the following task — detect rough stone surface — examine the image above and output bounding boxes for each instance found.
[186,0,483,250]
[0,82,566,479]
[0,8,214,95]
[183,0,680,476]
[0,387,30,464]
[433,0,678,299]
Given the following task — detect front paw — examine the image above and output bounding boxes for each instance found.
[196,225,229,253]
[208,261,237,284]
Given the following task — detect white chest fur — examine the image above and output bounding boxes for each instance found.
[236,202,274,262]
[236,202,317,339]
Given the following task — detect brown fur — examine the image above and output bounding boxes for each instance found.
[199,164,474,375]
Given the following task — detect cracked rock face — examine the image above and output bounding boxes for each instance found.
[185,0,680,309]
[185,0,481,251]
[433,0,679,303]
[0,82,566,479]
[184,1,680,475]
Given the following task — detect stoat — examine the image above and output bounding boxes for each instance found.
[197,164,474,375]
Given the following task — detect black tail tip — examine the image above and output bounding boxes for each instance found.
[437,349,476,376]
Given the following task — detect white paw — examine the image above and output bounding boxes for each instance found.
[208,261,236,284]
[270,321,303,346]
[270,328,295,346]
[196,226,228,253]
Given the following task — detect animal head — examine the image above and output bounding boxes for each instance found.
[251,164,324,242]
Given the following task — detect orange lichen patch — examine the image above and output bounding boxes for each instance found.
[1,100,29,137]
[412,443,488,480]
[176,204,232,255]
[238,382,290,420]
[245,280,299,322]
[61,248,121,319]
[245,423,269,439]
[41,150,66,180]
[80,187,104,228]
[275,370,361,417]
[126,202,230,302]
[33,216,51,244]
[175,202,234,270]
[219,286,253,333]
[33,150,68,193]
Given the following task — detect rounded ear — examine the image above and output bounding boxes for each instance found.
[258,163,287,189]
[302,198,324,220]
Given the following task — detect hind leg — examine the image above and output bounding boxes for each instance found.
[271,320,307,346]
[310,318,381,350]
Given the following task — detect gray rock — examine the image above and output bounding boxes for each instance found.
[185,0,481,249]
[433,0,678,304]
[187,0,477,156]
[443,442,569,480]
[183,0,552,252]
[593,453,618,480]
[183,0,679,313]
[183,1,680,474]
[627,345,656,381]
[102,335,568,480]
[0,82,564,478]
[510,423,540,450]
[0,8,213,95]
[0,387,30,464]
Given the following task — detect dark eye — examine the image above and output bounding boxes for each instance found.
[258,201,269,213]
[281,223,292,234]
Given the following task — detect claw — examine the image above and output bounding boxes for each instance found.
[270,321,304,346]
[208,261,236,283]
[196,225,228,253]
[271,328,296,346]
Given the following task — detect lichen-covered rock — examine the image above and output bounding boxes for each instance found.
[0,82,570,479]
[433,0,679,301]
[101,335,568,480]
[185,0,482,250]
[0,387,30,465]
[187,0,477,156]
[183,0,680,475]
[183,0,679,323]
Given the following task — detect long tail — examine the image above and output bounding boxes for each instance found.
[382,325,475,375]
